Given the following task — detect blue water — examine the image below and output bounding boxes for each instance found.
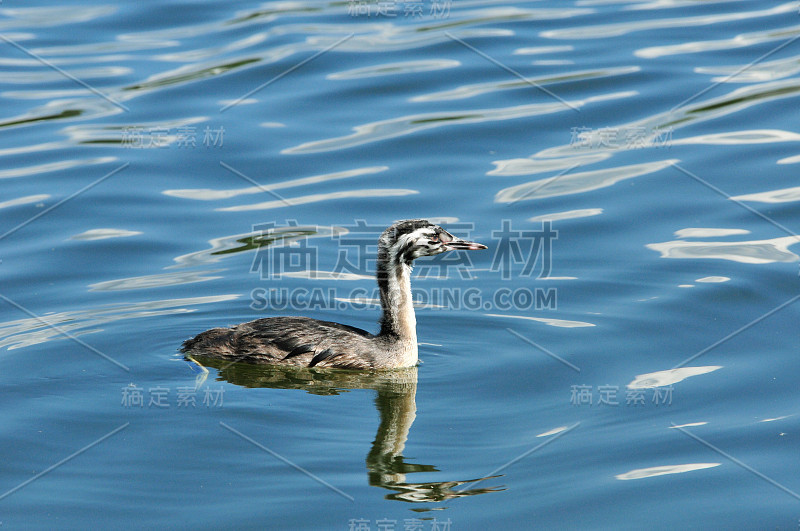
[2,0,800,528]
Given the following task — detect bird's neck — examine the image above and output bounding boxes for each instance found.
[376,255,418,364]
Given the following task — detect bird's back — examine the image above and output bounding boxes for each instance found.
[181,316,381,369]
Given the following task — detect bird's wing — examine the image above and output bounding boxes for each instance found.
[183,316,376,368]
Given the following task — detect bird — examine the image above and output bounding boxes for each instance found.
[181,219,487,369]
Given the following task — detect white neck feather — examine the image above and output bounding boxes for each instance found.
[378,260,418,366]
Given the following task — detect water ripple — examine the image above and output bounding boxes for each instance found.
[89,270,224,291]
[217,188,419,211]
[1,66,131,84]
[0,295,238,351]
[169,224,347,269]
[674,228,750,238]
[627,366,722,389]
[0,156,116,179]
[328,59,460,80]
[63,117,207,146]
[0,98,124,130]
[616,463,720,480]
[0,3,602,133]
[671,129,800,146]
[637,22,800,59]
[731,186,800,204]
[155,33,268,62]
[284,92,634,154]
[495,159,677,202]
[695,53,800,84]
[696,276,730,283]
[490,78,800,176]
[0,5,117,31]
[411,66,640,102]
[485,313,595,328]
[70,228,142,241]
[543,2,795,40]
[647,236,800,264]
[0,194,49,210]
[164,166,388,200]
[528,208,603,222]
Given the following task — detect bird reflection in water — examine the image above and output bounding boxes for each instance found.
[189,356,504,503]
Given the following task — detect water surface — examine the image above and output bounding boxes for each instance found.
[1,0,799,528]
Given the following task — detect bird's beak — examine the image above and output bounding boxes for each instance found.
[444,238,488,251]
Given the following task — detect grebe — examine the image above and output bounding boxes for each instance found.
[181,219,487,369]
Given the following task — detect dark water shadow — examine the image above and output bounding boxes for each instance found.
[190,356,504,503]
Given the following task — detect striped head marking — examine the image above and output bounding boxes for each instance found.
[379,219,487,266]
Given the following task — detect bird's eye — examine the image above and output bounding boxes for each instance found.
[429,235,439,243]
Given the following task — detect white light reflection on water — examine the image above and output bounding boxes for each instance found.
[163,166,388,201]
[283,92,634,154]
[70,228,142,240]
[495,159,677,202]
[0,295,239,350]
[543,2,795,41]
[216,188,418,212]
[695,276,730,283]
[89,270,224,291]
[327,59,460,80]
[616,463,721,480]
[731,186,800,204]
[528,208,603,222]
[0,194,50,209]
[485,313,595,328]
[674,228,750,238]
[627,366,722,389]
[490,79,800,178]
[647,236,800,264]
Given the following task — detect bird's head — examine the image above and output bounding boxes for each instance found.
[378,219,487,266]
